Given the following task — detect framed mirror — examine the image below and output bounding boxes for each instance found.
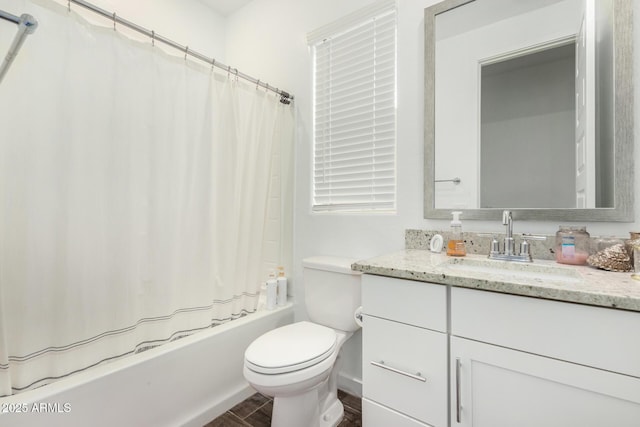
[424,0,634,221]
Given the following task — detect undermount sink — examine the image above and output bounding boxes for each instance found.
[439,257,583,283]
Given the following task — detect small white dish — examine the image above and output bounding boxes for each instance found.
[430,234,444,253]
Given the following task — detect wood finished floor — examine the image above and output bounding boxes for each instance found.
[203,390,362,427]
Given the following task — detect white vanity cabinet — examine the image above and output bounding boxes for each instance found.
[451,287,640,427]
[361,274,448,427]
[360,273,640,427]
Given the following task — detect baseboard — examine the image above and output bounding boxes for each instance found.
[180,383,256,427]
[338,372,362,398]
[181,373,359,426]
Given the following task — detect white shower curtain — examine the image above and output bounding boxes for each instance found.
[0,0,293,396]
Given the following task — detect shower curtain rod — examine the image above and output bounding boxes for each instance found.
[66,0,293,104]
[0,10,38,84]
[0,10,22,25]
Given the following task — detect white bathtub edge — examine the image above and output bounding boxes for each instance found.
[0,304,295,427]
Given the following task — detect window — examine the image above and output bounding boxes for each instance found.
[309,1,397,213]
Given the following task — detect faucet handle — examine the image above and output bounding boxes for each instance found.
[520,233,547,241]
[478,233,502,256]
[490,237,500,255]
[518,233,544,261]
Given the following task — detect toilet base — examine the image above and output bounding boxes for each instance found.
[320,397,344,427]
[270,385,345,427]
[271,386,320,427]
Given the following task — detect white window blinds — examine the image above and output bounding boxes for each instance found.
[310,2,396,213]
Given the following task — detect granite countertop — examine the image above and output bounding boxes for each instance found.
[352,249,640,312]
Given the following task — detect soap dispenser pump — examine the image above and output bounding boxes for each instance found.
[447,211,467,257]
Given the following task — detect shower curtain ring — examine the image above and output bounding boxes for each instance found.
[235,68,239,81]
[151,30,155,47]
[184,46,189,61]
[256,79,260,90]
[112,12,116,31]
[227,65,231,78]
[211,58,216,71]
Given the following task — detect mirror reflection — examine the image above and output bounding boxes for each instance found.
[430,0,626,215]
[480,42,583,209]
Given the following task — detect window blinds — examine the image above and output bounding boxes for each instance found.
[311,4,396,212]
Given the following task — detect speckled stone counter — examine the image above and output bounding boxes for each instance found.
[405,229,557,260]
[352,250,640,312]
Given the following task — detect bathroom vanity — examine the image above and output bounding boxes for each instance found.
[408,0,639,422]
[353,250,640,427]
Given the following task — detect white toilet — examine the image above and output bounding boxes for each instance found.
[243,256,362,427]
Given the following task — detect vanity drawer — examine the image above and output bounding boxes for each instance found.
[363,315,447,427]
[362,274,446,332]
[363,398,433,427]
[451,287,640,377]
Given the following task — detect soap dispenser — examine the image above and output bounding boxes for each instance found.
[447,211,467,257]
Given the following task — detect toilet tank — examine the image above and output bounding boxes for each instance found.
[303,256,362,332]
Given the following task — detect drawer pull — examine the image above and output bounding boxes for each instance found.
[370,360,427,382]
[455,358,462,423]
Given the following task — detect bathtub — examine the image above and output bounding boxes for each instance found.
[0,304,294,427]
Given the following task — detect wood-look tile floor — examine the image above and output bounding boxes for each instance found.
[203,390,362,427]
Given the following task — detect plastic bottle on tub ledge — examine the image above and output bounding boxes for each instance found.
[266,270,277,310]
[555,226,590,265]
[276,266,287,307]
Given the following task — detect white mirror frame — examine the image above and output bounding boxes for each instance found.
[424,0,634,221]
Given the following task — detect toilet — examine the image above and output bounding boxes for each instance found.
[243,256,362,427]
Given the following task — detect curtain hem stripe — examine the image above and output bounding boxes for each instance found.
[0,308,256,396]
[3,295,257,362]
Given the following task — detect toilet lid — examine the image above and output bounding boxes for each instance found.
[245,321,337,375]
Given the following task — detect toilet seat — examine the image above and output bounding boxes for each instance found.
[245,321,337,375]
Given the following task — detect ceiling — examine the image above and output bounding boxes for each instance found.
[199,0,254,17]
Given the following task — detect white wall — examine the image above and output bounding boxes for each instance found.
[225,0,640,395]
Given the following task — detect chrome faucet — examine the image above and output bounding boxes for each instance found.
[503,210,515,256]
[488,210,536,262]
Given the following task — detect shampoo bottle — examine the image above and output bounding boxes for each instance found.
[446,211,467,257]
[276,266,287,307]
[266,270,277,310]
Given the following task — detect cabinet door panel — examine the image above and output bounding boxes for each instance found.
[451,337,640,427]
[363,398,432,427]
[363,315,447,426]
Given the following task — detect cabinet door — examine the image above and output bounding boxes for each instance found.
[451,337,640,427]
